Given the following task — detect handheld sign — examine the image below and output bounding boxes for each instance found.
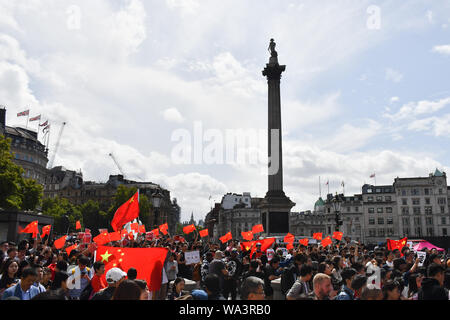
[417,251,426,267]
[185,250,200,265]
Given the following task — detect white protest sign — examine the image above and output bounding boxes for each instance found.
[417,251,427,267]
[407,241,414,251]
[185,250,200,265]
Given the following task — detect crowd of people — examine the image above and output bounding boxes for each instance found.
[0,233,449,300]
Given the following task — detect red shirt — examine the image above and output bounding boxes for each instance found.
[91,274,107,293]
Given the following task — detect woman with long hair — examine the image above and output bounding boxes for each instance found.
[50,271,69,292]
[407,272,424,300]
[0,259,19,293]
[382,279,401,300]
[168,277,185,300]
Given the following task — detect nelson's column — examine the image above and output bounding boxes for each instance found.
[259,39,295,235]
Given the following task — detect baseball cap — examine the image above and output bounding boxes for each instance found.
[106,267,127,284]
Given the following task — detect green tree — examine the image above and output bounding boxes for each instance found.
[79,200,108,234]
[21,178,43,211]
[0,136,25,210]
[0,135,43,211]
[42,197,82,234]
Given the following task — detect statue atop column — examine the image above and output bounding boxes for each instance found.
[268,38,278,57]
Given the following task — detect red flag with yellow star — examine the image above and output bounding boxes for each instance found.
[241,231,253,241]
[54,235,67,249]
[96,246,168,291]
[111,191,140,231]
[199,229,209,238]
[159,223,169,235]
[93,232,111,246]
[284,233,295,243]
[41,225,51,237]
[313,233,323,241]
[332,231,343,241]
[321,236,332,247]
[299,238,309,246]
[19,220,39,238]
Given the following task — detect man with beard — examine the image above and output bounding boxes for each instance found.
[309,273,333,300]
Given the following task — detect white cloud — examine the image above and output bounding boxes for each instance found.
[385,97,450,120]
[161,107,185,123]
[432,45,450,55]
[385,68,404,83]
[408,114,450,137]
[390,96,400,103]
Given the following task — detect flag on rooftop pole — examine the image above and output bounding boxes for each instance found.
[29,115,41,122]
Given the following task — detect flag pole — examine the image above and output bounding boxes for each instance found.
[26,111,29,129]
[319,176,321,198]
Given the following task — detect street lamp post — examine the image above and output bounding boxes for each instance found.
[332,193,343,232]
[151,191,164,229]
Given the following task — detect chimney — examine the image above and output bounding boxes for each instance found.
[0,106,5,132]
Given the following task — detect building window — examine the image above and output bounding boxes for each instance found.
[376,188,381,193]
[378,218,384,225]
[438,198,446,205]
[441,206,445,214]
[368,196,373,202]
[402,199,407,205]
[412,198,420,205]
[387,228,394,236]
[413,207,421,215]
[402,217,410,226]
[402,207,409,215]
[403,228,409,236]
[424,188,429,195]
[401,189,406,196]
[368,208,375,214]
[426,228,433,236]
[355,207,359,212]
[443,228,448,236]
[369,218,375,225]
[385,196,391,202]
[441,217,447,225]
[439,189,443,195]
[426,217,433,225]
[376,196,382,202]
[414,217,421,226]
[355,217,359,222]
[378,229,385,236]
[347,207,351,212]
[411,189,419,195]
[367,188,373,193]
[369,229,376,237]
[415,227,422,236]
[377,208,383,213]
[386,207,393,213]
[425,207,432,215]
[387,217,393,224]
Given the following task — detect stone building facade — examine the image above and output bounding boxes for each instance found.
[43,167,179,230]
[1,107,48,185]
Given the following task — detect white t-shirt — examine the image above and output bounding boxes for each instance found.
[385,260,394,267]
[266,249,275,261]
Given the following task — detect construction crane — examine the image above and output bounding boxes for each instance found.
[109,152,126,177]
[48,122,67,169]
[109,152,144,182]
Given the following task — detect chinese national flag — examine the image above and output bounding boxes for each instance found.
[130,223,139,233]
[151,229,159,237]
[66,244,78,256]
[199,229,209,238]
[54,236,67,249]
[219,232,232,244]
[299,238,309,246]
[252,224,264,234]
[41,225,51,237]
[241,231,253,241]
[387,237,407,252]
[76,221,81,230]
[249,238,276,258]
[20,221,39,238]
[96,246,168,291]
[286,243,294,250]
[183,224,196,234]
[173,235,185,243]
[313,233,323,241]
[108,231,122,242]
[138,225,146,234]
[284,233,295,243]
[93,232,111,246]
[159,223,169,235]
[321,236,332,247]
[333,231,343,241]
[121,229,128,238]
[111,191,140,231]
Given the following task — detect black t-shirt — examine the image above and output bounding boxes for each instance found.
[209,259,226,288]
[0,275,18,290]
[263,265,276,296]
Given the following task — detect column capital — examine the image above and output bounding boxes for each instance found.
[262,63,286,81]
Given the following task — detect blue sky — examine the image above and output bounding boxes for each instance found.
[1,0,449,222]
